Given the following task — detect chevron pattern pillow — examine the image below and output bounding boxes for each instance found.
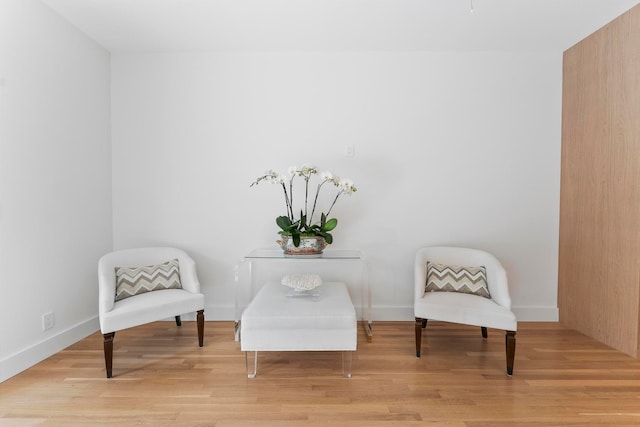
[425,261,490,298]
[115,259,182,301]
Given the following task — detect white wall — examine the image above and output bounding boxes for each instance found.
[111,52,561,322]
[0,0,112,382]
[0,4,562,385]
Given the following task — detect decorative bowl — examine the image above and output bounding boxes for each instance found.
[281,274,323,292]
[277,236,327,256]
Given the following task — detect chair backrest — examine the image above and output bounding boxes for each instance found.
[98,247,200,315]
[415,246,512,309]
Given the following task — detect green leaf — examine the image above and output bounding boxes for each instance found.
[276,216,292,231]
[292,232,301,247]
[323,232,333,244]
[322,218,338,232]
[300,213,307,231]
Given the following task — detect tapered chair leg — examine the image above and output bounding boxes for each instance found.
[175,316,182,326]
[481,326,488,339]
[505,330,516,376]
[415,317,426,357]
[197,310,205,347]
[103,332,115,378]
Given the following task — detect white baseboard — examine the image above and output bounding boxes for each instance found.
[202,303,559,322]
[0,316,99,383]
[0,304,559,383]
[370,306,414,320]
[202,304,413,321]
[512,305,559,321]
[197,304,237,321]
[369,306,559,322]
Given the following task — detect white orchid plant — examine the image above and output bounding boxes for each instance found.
[251,163,357,247]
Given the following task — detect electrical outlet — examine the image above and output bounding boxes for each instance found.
[345,144,354,157]
[42,312,55,331]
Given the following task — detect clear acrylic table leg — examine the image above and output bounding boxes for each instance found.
[342,351,352,378]
[246,351,257,378]
[234,262,243,342]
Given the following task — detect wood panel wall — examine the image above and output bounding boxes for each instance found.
[559,4,640,357]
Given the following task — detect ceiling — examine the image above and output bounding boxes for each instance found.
[40,0,640,53]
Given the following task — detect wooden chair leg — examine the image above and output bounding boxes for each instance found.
[175,316,182,326]
[197,310,204,347]
[481,326,488,339]
[505,330,516,376]
[103,332,115,378]
[415,317,426,357]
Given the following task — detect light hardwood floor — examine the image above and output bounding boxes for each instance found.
[1,321,639,426]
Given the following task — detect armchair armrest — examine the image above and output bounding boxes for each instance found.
[98,247,202,315]
[98,271,117,315]
[176,254,201,294]
[414,246,512,309]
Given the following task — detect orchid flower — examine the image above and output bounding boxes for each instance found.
[251,163,357,247]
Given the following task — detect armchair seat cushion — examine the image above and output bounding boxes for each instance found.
[415,291,517,331]
[100,288,205,334]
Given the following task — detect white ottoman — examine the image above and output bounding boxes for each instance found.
[240,281,357,378]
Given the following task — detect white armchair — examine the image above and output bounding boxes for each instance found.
[414,246,517,375]
[98,247,205,378]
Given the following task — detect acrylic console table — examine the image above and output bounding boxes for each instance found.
[234,248,372,343]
